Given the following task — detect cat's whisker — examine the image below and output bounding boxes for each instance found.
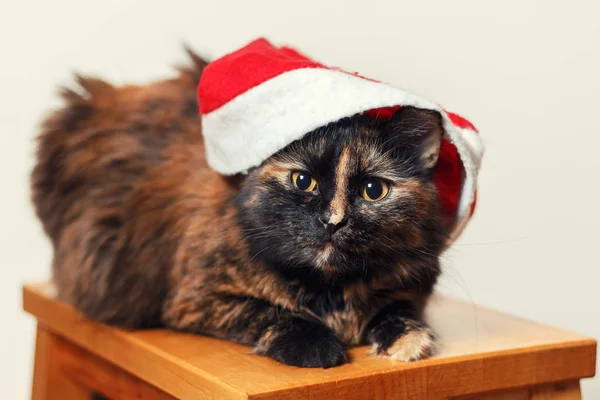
[247,246,273,264]
[195,225,281,241]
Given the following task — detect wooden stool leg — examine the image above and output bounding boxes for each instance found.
[32,325,90,400]
[530,381,582,399]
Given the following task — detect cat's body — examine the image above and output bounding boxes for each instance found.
[32,52,449,367]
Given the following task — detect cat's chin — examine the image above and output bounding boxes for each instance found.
[313,243,335,269]
[309,244,364,279]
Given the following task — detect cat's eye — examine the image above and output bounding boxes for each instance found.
[291,171,317,192]
[360,179,390,202]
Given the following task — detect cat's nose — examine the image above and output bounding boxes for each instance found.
[319,215,348,236]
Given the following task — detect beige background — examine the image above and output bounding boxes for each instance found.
[1,0,598,398]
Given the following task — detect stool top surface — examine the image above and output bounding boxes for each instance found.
[23,282,596,400]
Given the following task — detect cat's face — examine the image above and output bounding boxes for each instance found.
[236,107,448,281]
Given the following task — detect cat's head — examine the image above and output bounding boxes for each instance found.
[236,107,449,281]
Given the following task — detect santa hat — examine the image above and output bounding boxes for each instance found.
[198,38,483,243]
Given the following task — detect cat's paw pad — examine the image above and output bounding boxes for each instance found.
[255,318,348,368]
[372,327,437,362]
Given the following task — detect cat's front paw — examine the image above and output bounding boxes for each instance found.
[255,317,348,368]
[368,320,437,362]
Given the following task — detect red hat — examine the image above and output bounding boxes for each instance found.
[198,38,483,242]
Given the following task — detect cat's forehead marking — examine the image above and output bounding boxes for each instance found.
[329,147,351,224]
[258,160,298,183]
[259,163,286,177]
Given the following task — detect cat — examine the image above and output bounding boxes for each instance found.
[31,49,449,368]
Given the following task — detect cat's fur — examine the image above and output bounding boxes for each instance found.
[31,50,449,368]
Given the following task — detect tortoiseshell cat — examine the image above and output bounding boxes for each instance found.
[32,51,449,368]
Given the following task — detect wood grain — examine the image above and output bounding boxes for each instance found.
[453,381,582,400]
[530,381,582,399]
[24,283,596,400]
[453,388,530,400]
[32,325,90,400]
[55,332,175,400]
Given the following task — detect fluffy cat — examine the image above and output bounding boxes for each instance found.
[32,50,449,368]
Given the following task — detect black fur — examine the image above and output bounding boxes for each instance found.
[366,300,418,350]
[258,316,348,368]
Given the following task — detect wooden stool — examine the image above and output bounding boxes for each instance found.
[23,283,596,400]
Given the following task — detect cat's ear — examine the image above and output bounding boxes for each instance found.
[383,106,444,171]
